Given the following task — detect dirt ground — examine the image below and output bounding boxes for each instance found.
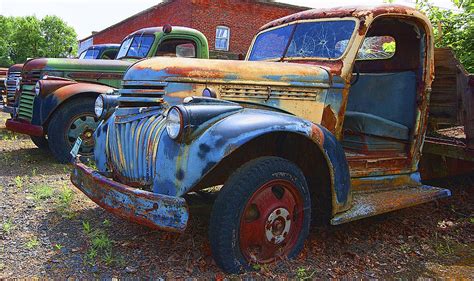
[0,112,472,279]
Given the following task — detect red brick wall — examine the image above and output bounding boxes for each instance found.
[83,0,306,56]
[190,0,305,55]
[91,0,193,44]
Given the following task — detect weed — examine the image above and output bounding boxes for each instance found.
[56,186,74,208]
[400,244,411,254]
[82,221,91,234]
[31,168,37,177]
[14,176,23,189]
[296,266,316,280]
[84,248,98,266]
[63,166,69,174]
[2,219,13,234]
[102,219,111,227]
[470,217,474,224]
[26,237,40,249]
[33,184,54,202]
[103,251,115,265]
[54,243,64,251]
[85,160,97,170]
[92,231,112,250]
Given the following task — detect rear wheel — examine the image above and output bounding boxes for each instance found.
[30,136,48,149]
[209,156,311,273]
[47,98,98,163]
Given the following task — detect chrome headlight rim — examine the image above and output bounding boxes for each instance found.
[34,81,41,96]
[94,95,105,118]
[166,106,184,140]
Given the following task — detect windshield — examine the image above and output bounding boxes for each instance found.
[248,20,356,61]
[79,49,100,59]
[116,35,154,59]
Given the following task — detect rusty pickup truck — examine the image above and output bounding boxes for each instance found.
[71,5,451,273]
[2,26,209,163]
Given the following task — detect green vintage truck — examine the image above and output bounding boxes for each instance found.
[1,26,209,162]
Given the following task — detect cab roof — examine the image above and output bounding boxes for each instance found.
[261,4,427,31]
[127,26,205,37]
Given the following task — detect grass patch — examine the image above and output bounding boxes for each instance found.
[26,237,40,249]
[55,186,75,218]
[33,184,54,202]
[82,221,121,267]
[14,176,23,189]
[2,219,13,235]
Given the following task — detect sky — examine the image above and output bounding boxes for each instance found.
[0,0,457,40]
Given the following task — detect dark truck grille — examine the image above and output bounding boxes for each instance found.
[6,71,21,106]
[18,71,41,121]
[118,81,166,107]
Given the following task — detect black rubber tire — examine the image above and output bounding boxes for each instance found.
[30,136,49,149]
[209,156,311,273]
[47,98,97,163]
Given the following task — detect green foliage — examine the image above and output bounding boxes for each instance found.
[0,15,77,67]
[2,219,13,235]
[417,0,474,72]
[382,41,396,53]
[33,184,54,201]
[26,237,40,249]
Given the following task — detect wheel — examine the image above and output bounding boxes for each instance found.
[30,136,48,149]
[209,156,311,273]
[47,98,98,163]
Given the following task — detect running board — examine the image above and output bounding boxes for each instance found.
[331,185,451,225]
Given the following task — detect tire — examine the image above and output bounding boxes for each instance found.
[47,98,98,163]
[30,136,48,149]
[209,156,311,273]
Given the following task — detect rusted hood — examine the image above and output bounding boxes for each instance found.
[8,64,23,73]
[22,58,131,74]
[124,57,331,88]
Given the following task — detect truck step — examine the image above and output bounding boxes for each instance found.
[331,185,451,225]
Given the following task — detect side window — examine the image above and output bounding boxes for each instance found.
[356,36,396,60]
[101,50,118,60]
[156,39,197,58]
[215,26,230,51]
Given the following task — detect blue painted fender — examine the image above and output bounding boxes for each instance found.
[151,104,351,209]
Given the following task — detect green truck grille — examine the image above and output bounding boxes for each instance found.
[18,85,35,121]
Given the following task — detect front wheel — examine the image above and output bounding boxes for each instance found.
[30,136,48,149]
[209,156,311,273]
[47,98,98,163]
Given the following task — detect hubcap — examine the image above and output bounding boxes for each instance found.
[67,114,98,155]
[239,179,304,263]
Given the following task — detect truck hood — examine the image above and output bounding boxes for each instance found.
[124,57,331,88]
[22,58,132,74]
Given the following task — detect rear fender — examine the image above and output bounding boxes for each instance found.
[38,81,113,125]
[153,107,351,210]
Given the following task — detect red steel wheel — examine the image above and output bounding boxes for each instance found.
[209,157,311,273]
[239,179,305,263]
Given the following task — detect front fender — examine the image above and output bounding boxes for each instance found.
[153,108,351,208]
[37,82,113,125]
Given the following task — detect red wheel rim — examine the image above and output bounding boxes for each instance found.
[239,179,304,263]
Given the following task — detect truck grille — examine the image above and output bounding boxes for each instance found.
[108,112,167,186]
[6,71,21,105]
[118,82,166,107]
[221,84,320,100]
[18,71,41,121]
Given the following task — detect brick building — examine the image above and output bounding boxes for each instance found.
[78,0,307,59]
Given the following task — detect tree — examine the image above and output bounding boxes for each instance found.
[416,0,474,72]
[0,15,77,67]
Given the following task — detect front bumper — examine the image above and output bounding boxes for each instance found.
[5,118,44,136]
[0,104,17,115]
[71,161,189,232]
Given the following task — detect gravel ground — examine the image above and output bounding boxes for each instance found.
[0,112,473,278]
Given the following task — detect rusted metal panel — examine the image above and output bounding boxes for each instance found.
[71,162,189,232]
[331,184,451,225]
[5,118,44,136]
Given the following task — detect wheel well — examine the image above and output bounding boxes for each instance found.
[43,92,99,130]
[195,131,333,221]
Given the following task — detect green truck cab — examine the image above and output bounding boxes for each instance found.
[2,26,209,163]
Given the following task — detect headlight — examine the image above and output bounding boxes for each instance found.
[34,81,41,96]
[202,88,216,98]
[15,78,21,91]
[166,107,183,140]
[94,95,104,118]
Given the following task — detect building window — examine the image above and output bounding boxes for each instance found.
[215,26,230,51]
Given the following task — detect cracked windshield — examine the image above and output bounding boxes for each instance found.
[249,20,356,61]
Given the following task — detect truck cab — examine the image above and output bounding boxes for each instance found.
[78,44,120,60]
[1,26,209,163]
[71,5,451,273]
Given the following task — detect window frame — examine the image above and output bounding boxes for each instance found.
[215,25,230,51]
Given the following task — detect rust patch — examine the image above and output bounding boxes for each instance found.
[321,105,337,133]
